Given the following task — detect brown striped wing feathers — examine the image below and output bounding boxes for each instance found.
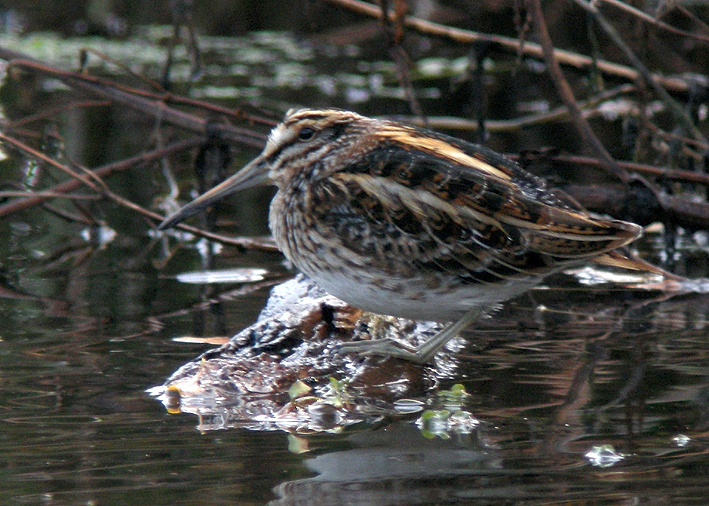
[308,123,641,284]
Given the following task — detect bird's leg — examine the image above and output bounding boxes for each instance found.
[337,306,486,364]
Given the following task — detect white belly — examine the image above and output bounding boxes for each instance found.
[306,267,537,322]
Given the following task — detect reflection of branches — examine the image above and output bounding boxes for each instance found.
[158,278,283,322]
[163,0,203,86]
[544,290,701,454]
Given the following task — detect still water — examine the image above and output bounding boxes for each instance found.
[4,224,709,505]
[1,27,709,506]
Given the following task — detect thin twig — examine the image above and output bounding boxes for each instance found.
[0,138,202,217]
[675,4,709,37]
[531,0,628,183]
[379,0,427,124]
[321,0,689,93]
[42,202,95,225]
[510,153,709,188]
[571,0,708,145]
[0,191,101,199]
[0,54,268,148]
[80,47,167,92]
[598,0,709,44]
[388,83,638,132]
[0,134,277,250]
[0,132,101,190]
[5,100,112,130]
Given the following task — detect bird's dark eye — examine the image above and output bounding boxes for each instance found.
[298,127,315,141]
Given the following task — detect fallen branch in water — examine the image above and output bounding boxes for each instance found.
[0,137,200,217]
[0,132,276,250]
[3,57,269,148]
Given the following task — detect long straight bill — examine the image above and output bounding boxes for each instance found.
[158,156,269,230]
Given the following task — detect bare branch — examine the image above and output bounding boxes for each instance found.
[322,0,690,92]
[571,0,708,145]
[530,0,628,182]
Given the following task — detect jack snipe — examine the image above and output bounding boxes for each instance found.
[160,108,642,363]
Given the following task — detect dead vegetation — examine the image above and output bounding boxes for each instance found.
[1,0,709,270]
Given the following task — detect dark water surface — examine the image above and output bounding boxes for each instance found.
[2,26,709,506]
[4,226,709,505]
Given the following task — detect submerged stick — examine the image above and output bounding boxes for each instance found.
[0,138,201,217]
